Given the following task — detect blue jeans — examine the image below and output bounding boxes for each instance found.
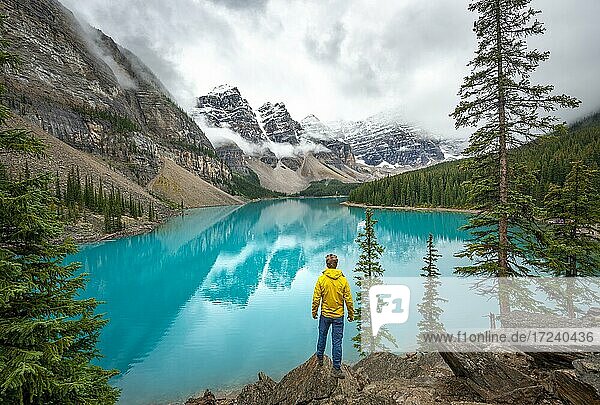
[316,315,344,370]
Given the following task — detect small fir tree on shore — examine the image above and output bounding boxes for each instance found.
[352,209,396,356]
[417,234,446,350]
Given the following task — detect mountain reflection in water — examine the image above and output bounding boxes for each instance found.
[67,198,470,404]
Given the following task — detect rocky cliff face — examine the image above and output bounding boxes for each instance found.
[193,85,267,143]
[192,86,363,192]
[330,111,445,168]
[300,115,356,168]
[258,102,301,144]
[0,0,230,187]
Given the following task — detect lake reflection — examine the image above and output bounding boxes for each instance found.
[68,198,470,404]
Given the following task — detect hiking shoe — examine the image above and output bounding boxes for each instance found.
[317,356,323,366]
[332,368,345,379]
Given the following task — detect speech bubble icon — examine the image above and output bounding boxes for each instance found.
[369,284,411,337]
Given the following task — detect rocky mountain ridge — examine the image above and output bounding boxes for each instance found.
[258,101,302,144]
[193,84,462,194]
[327,111,446,168]
[191,85,364,193]
[0,0,239,206]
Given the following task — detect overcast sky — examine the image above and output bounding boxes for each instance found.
[60,0,600,138]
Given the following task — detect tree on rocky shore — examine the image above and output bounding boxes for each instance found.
[0,18,119,404]
[352,208,396,356]
[451,0,580,314]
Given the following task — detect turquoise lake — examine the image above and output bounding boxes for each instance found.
[67,197,473,404]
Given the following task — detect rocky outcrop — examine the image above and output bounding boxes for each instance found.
[193,85,267,143]
[439,351,546,403]
[258,102,301,144]
[552,355,600,405]
[188,350,600,405]
[185,389,219,405]
[216,144,250,175]
[236,372,277,405]
[0,0,230,189]
[187,353,480,405]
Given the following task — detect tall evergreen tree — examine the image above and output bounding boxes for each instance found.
[103,186,123,233]
[421,234,441,278]
[451,0,579,314]
[148,201,155,222]
[352,209,396,356]
[417,234,446,350]
[54,171,61,201]
[539,161,600,277]
[0,19,119,404]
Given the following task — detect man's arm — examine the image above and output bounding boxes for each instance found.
[343,278,354,321]
[311,278,322,319]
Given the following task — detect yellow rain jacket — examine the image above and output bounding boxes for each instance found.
[312,268,354,319]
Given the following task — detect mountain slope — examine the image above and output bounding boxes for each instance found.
[2,116,164,208]
[148,158,244,207]
[0,0,235,199]
[329,111,445,168]
[348,112,600,208]
[192,86,365,193]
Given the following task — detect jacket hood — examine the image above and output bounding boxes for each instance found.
[323,268,344,279]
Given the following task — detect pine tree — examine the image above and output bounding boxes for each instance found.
[54,171,61,201]
[421,234,441,278]
[128,194,134,218]
[97,179,104,209]
[539,161,600,277]
[103,186,123,233]
[417,234,446,350]
[148,201,155,222]
[451,0,580,315]
[0,19,119,403]
[352,209,396,356]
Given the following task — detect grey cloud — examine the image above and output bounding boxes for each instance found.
[304,21,382,97]
[339,58,381,97]
[206,0,269,12]
[58,0,600,136]
[60,0,239,102]
[304,22,346,63]
[380,0,473,67]
[528,0,600,122]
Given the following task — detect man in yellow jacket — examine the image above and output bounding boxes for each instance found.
[312,254,354,379]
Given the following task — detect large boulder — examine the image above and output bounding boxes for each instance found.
[552,354,600,404]
[237,372,277,405]
[439,351,547,404]
[267,355,361,405]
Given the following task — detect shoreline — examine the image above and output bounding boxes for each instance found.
[72,196,475,245]
[72,196,352,245]
[340,201,479,214]
[68,200,248,245]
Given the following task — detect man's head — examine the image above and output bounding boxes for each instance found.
[326,254,338,269]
